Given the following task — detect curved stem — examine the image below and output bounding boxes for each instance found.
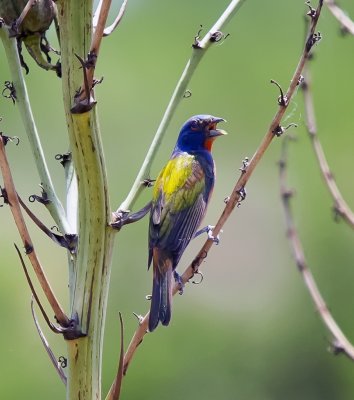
[0,28,71,234]
[302,65,354,228]
[279,138,354,360]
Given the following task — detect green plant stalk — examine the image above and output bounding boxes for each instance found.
[64,157,78,303]
[56,1,115,399]
[117,0,246,214]
[0,28,71,234]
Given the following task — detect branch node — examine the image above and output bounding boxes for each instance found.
[142,178,155,188]
[305,0,317,19]
[55,152,72,167]
[330,339,345,356]
[297,74,305,86]
[132,312,144,325]
[239,156,249,173]
[183,90,192,98]
[58,356,68,368]
[29,186,51,205]
[0,186,9,206]
[270,79,288,106]
[210,31,229,44]
[191,270,204,285]
[192,25,203,49]
[2,81,17,105]
[236,186,247,207]
[24,242,34,254]
[272,123,297,137]
[306,31,322,53]
[70,54,97,114]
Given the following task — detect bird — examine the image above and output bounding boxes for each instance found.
[148,114,227,332]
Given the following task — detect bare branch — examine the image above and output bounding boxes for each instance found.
[105,313,124,400]
[14,243,64,334]
[103,1,127,36]
[325,0,354,35]
[302,65,354,227]
[0,135,69,327]
[30,298,67,385]
[90,0,112,57]
[279,137,354,360]
[18,194,78,251]
[122,0,325,374]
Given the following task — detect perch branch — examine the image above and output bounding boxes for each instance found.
[279,137,354,360]
[302,65,354,227]
[122,0,325,374]
[30,297,67,385]
[114,0,247,218]
[325,0,354,35]
[0,136,69,326]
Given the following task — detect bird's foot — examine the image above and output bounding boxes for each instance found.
[207,225,222,245]
[194,225,222,245]
[111,202,151,230]
[173,271,184,295]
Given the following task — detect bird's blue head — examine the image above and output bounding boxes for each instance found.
[174,114,227,153]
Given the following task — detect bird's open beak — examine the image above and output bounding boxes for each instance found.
[208,117,227,138]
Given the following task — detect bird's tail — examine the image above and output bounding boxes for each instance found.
[149,251,173,332]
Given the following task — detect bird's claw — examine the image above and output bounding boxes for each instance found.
[173,271,184,294]
[207,225,222,245]
[193,225,222,244]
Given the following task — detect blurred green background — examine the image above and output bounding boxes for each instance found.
[1,0,354,399]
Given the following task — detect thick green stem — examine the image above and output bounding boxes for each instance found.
[0,27,71,234]
[56,1,114,399]
[117,0,246,214]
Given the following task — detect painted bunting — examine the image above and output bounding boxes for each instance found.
[148,114,227,331]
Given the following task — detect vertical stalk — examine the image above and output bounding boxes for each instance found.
[56,1,115,399]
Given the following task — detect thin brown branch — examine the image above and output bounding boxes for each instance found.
[90,0,112,57]
[302,66,354,227]
[325,0,354,35]
[18,194,77,250]
[14,243,64,334]
[0,136,69,327]
[122,0,324,374]
[30,297,67,385]
[279,137,354,360]
[106,313,124,400]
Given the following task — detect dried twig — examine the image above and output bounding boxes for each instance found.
[0,135,69,327]
[122,0,325,374]
[30,297,67,385]
[105,313,125,400]
[94,0,128,37]
[302,65,354,227]
[325,0,354,35]
[279,137,354,360]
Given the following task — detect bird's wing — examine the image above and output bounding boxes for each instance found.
[148,153,208,268]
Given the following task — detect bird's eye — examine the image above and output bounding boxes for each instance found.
[191,118,201,129]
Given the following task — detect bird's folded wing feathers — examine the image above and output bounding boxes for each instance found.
[149,155,207,263]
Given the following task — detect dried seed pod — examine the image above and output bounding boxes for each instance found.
[0,0,60,76]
